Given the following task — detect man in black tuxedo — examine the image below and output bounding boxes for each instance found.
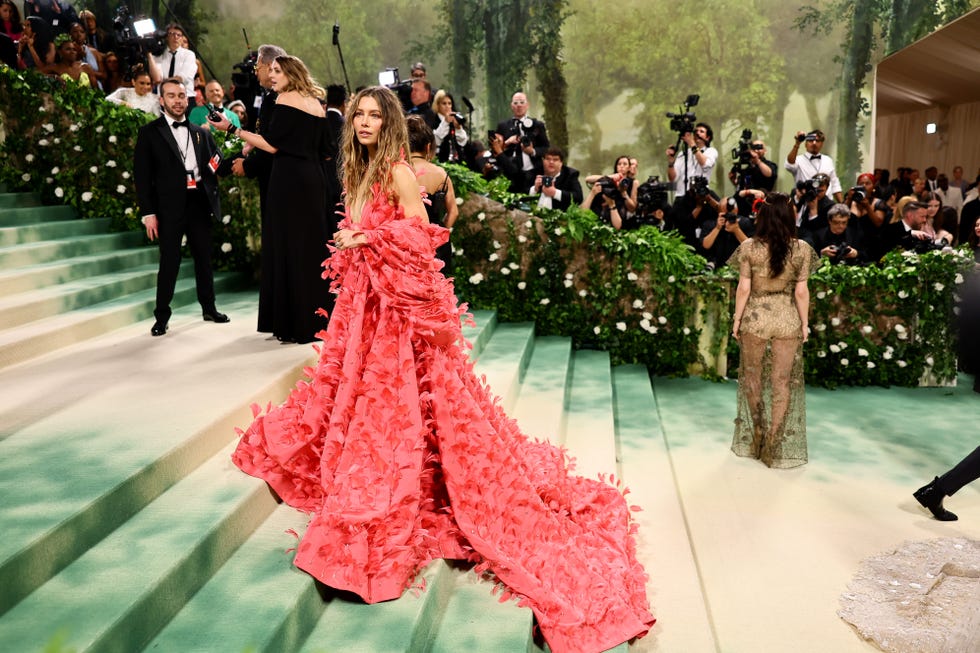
[880,200,931,254]
[231,44,285,333]
[495,92,549,193]
[134,77,229,337]
[406,80,439,130]
[529,147,582,212]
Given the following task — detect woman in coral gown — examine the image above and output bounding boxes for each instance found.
[231,86,654,653]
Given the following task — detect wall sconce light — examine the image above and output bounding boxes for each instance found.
[926,122,937,134]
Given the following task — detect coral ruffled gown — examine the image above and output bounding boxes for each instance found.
[232,184,654,653]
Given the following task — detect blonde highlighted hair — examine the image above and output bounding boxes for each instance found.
[341,86,409,207]
[274,55,325,99]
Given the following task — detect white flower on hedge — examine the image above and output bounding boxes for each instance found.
[517,282,526,290]
[554,227,563,236]
[106,160,117,168]
[640,318,651,329]
[632,299,643,309]
[578,289,587,297]
[42,123,54,132]
[861,325,873,334]
[658,316,667,324]
[934,282,944,292]
[69,123,80,132]
[25,153,34,163]
[228,187,239,194]
[54,187,63,198]
[73,145,82,152]
[53,138,61,144]
[38,138,49,146]
[839,341,848,349]
[956,273,965,284]
[831,317,841,326]
[817,351,827,358]
[642,311,652,320]
[488,253,499,261]
[468,273,484,284]
[122,171,130,179]
[594,326,602,335]
[45,177,52,183]
[222,215,231,224]
[616,322,627,332]
[21,173,30,182]
[867,361,875,369]
[518,235,527,243]
[94,125,102,132]
[894,324,906,333]
[89,166,98,174]
[841,358,849,366]
[883,350,892,360]
[540,298,550,305]
[116,185,126,194]
[897,360,907,368]
[564,273,573,280]
[858,348,869,357]
[38,106,46,113]
[524,220,532,228]
[501,267,511,275]
[563,279,573,288]
[925,356,934,366]
[49,166,59,175]
[181,235,187,246]
[814,323,826,332]
[817,291,826,299]
[538,267,547,275]
[508,262,519,270]
[108,135,118,144]
[898,331,908,340]
[124,207,133,215]
[221,242,232,253]
[627,272,639,281]
[898,290,909,299]
[81,191,92,201]
[492,240,501,249]
[667,275,676,283]
[683,327,691,335]
[830,344,841,353]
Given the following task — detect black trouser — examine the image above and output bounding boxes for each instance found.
[154,189,216,323]
[938,446,980,496]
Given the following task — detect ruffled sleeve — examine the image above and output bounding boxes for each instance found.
[326,197,461,348]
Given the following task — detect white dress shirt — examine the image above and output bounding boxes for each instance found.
[785,153,842,196]
[153,47,198,97]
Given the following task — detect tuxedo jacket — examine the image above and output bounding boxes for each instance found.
[134,116,221,223]
[880,220,919,254]
[495,116,549,162]
[549,166,583,212]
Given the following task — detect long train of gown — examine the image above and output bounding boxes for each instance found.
[232,185,654,653]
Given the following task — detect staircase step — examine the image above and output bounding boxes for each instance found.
[0,261,189,329]
[146,504,323,653]
[0,204,73,226]
[0,231,145,268]
[564,349,618,479]
[0,270,247,370]
[299,562,454,653]
[511,336,573,445]
[0,192,42,209]
[0,291,316,615]
[0,443,276,653]
[462,309,497,361]
[0,246,159,296]
[0,217,107,246]
[470,321,536,412]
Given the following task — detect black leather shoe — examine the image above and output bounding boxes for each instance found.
[202,310,230,323]
[914,477,958,521]
[151,321,168,336]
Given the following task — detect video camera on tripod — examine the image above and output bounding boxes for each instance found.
[112,4,166,78]
[378,68,413,112]
[666,94,700,135]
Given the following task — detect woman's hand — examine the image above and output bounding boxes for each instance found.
[801,324,809,343]
[732,318,740,341]
[208,113,233,132]
[334,228,366,250]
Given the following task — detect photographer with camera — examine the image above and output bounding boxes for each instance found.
[881,200,932,254]
[794,173,833,239]
[529,147,582,212]
[581,156,637,229]
[701,196,752,269]
[785,129,842,202]
[432,89,468,164]
[494,91,549,193]
[406,79,439,130]
[804,203,865,266]
[151,23,197,103]
[627,177,672,231]
[667,122,717,198]
[729,133,776,213]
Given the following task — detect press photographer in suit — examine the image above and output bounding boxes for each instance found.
[495,91,549,192]
[134,77,228,337]
[529,147,582,212]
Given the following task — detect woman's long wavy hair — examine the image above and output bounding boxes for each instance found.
[753,191,796,277]
[274,55,325,99]
[341,86,409,207]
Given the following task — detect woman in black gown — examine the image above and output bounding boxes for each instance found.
[211,55,332,343]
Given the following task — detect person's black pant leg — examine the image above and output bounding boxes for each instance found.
[939,446,980,496]
[154,209,186,323]
[185,190,216,313]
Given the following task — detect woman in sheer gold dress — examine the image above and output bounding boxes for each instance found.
[729,192,818,468]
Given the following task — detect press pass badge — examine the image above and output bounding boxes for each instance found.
[186,171,197,190]
[208,153,221,174]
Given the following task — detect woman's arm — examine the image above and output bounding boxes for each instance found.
[624,179,638,212]
[580,184,599,210]
[794,279,809,342]
[444,176,459,228]
[209,113,276,153]
[393,163,428,222]
[732,276,752,340]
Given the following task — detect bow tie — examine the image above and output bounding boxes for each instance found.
[809,154,821,161]
[172,121,189,128]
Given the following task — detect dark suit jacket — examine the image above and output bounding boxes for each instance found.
[880,220,919,254]
[134,116,221,223]
[549,166,583,212]
[495,117,549,192]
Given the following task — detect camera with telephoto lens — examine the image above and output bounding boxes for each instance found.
[597,176,621,199]
[231,50,259,96]
[723,196,739,223]
[541,176,554,188]
[731,129,754,166]
[689,176,710,197]
[912,237,949,254]
[451,111,467,126]
[112,4,166,78]
[830,242,852,263]
[796,130,820,143]
[637,176,670,211]
[666,94,700,135]
[796,177,824,202]
[849,186,867,202]
[378,68,413,111]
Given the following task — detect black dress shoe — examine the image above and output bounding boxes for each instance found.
[914,477,958,521]
[151,321,168,336]
[202,310,230,323]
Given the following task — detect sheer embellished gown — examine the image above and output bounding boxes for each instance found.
[729,238,818,469]
[265,105,332,343]
[232,183,654,653]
